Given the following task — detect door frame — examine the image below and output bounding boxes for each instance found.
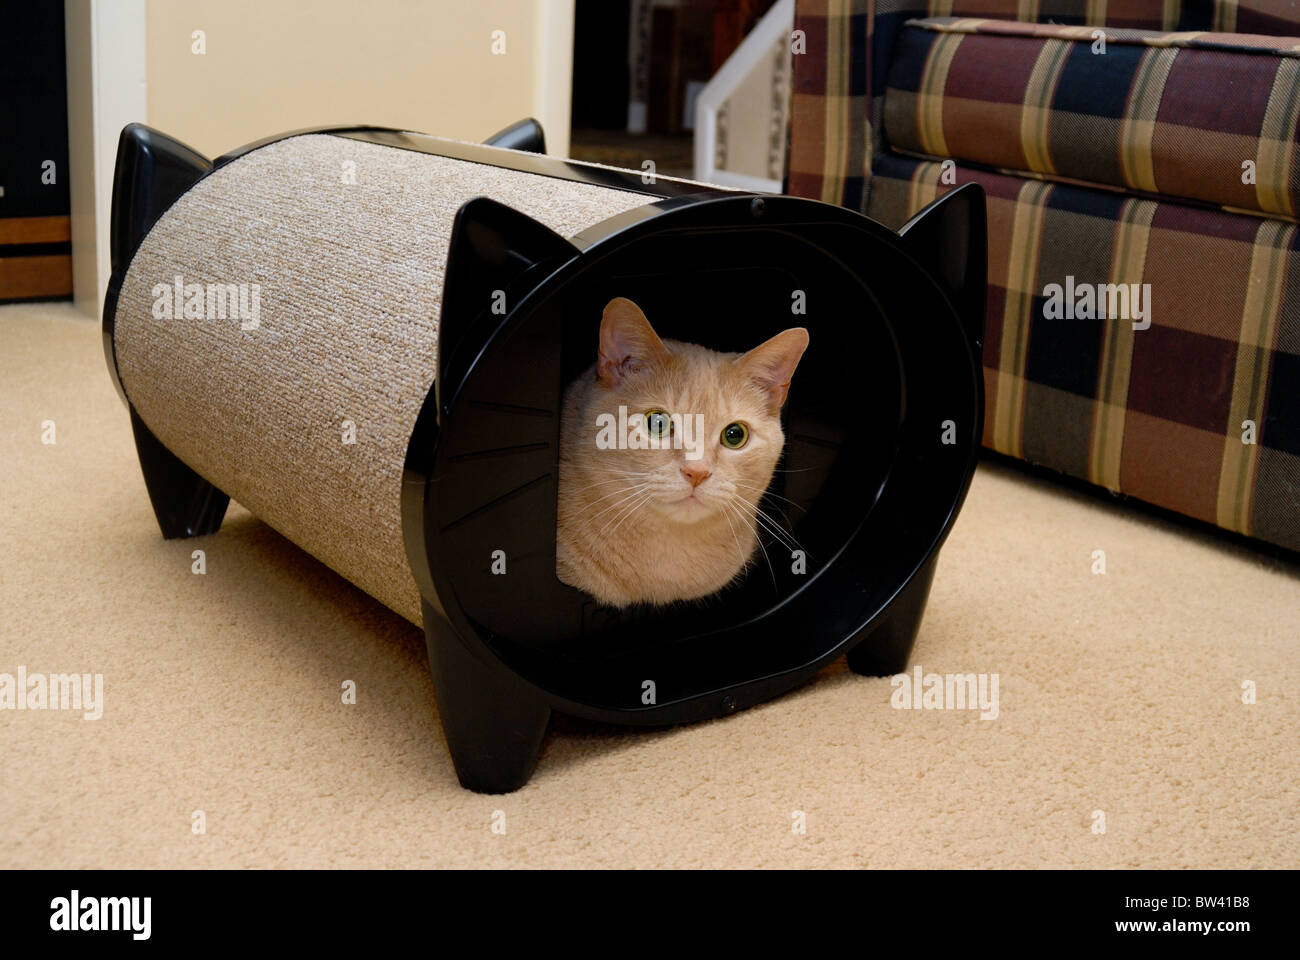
[64,0,147,317]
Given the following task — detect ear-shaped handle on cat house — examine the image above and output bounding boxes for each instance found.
[483,117,547,154]
[106,120,986,795]
[402,196,580,608]
[436,198,579,412]
[897,182,988,353]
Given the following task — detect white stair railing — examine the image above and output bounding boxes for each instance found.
[693,0,795,193]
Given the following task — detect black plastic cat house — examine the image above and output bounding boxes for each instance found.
[104,119,986,793]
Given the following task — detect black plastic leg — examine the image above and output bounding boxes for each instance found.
[129,406,229,539]
[845,554,938,677]
[422,600,551,793]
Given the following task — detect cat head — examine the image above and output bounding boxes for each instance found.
[577,296,809,525]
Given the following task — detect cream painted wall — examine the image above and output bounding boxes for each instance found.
[145,0,573,160]
[64,0,572,315]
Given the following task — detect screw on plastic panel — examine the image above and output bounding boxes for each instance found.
[721,695,737,713]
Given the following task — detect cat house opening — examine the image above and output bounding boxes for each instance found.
[547,238,899,623]
[422,195,978,713]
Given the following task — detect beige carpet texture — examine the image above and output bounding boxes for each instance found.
[114,134,652,623]
[2,302,1297,868]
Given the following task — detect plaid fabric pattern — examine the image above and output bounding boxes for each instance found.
[867,153,1300,551]
[789,0,1300,211]
[884,18,1300,218]
[789,0,1300,553]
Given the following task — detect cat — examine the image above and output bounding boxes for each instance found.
[556,296,809,608]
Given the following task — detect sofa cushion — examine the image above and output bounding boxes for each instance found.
[866,150,1300,553]
[883,17,1300,218]
[790,1,1300,212]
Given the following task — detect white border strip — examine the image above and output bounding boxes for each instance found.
[693,0,793,194]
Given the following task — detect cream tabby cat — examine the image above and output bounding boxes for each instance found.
[557,297,809,607]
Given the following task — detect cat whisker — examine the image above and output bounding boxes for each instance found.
[567,473,646,495]
[754,513,805,557]
[601,493,653,539]
[724,499,776,593]
[732,481,807,513]
[732,494,805,557]
[746,495,801,539]
[577,481,650,507]
[580,484,652,523]
[742,513,787,556]
[753,509,803,553]
[574,481,650,528]
[717,498,750,569]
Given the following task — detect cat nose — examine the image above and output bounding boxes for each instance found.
[681,464,711,488]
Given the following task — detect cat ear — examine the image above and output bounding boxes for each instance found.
[597,297,668,386]
[736,328,810,411]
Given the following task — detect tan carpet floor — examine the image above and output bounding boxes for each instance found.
[2,302,1297,869]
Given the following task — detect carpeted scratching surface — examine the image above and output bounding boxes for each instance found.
[113,134,653,624]
[3,303,1297,869]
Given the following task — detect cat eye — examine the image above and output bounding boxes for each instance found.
[720,422,749,449]
[645,409,672,438]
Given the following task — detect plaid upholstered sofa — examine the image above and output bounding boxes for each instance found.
[789,1,1300,554]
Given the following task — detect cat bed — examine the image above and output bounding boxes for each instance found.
[103,119,986,792]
